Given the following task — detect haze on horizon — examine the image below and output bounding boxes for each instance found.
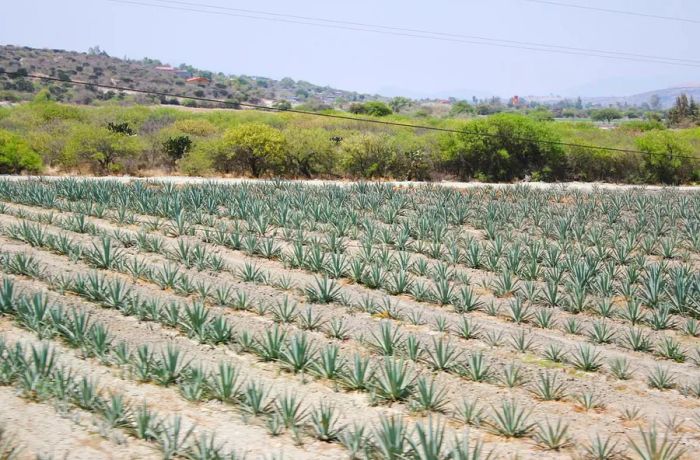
[1,0,699,99]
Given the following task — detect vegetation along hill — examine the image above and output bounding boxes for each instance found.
[0,44,384,109]
[0,44,699,184]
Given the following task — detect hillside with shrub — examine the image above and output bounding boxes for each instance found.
[0,44,383,108]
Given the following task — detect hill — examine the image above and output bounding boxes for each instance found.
[583,84,700,109]
[0,44,383,108]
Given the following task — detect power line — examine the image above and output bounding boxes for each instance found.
[2,71,699,161]
[521,0,700,25]
[105,0,700,68]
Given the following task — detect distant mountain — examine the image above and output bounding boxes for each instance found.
[582,84,700,109]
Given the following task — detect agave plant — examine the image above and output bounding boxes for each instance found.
[373,415,408,460]
[627,425,685,460]
[305,276,342,304]
[373,358,415,402]
[486,399,535,438]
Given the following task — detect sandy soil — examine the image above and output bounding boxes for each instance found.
[2,174,698,192]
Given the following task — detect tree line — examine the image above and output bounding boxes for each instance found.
[0,94,698,184]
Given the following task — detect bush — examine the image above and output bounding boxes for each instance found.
[0,129,43,174]
[441,114,566,181]
[339,132,394,178]
[173,118,218,137]
[219,123,286,176]
[282,127,336,177]
[63,125,143,174]
[565,140,640,182]
[163,135,192,162]
[179,140,215,176]
[636,131,698,184]
[348,101,392,117]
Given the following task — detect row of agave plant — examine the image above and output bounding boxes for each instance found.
[0,275,691,460]
[2,209,699,377]
[0,182,696,452]
[2,218,700,398]
[0,277,563,459]
[2,251,697,402]
[0,180,697,254]
[0,184,696,332]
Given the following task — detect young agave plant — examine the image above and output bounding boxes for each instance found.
[486,399,535,438]
[450,431,492,460]
[535,418,571,450]
[408,416,448,460]
[373,358,415,402]
[305,276,342,304]
[460,352,492,383]
[310,402,342,442]
[368,321,405,356]
[411,376,450,413]
[336,353,372,392]
[423,337,461,372]
[568,344,603,372]
[83,237,125,269]
[281,333,317,374]
[582,434,621,460]
[275,392,308,429]
[647,365,676,390]
[627,424,686,460]
[373,415,408,460]
[530,371,567,401]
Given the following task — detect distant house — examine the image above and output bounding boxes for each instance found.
[175,70,191,78]
[186,76,210,84]
[154,65,176,72]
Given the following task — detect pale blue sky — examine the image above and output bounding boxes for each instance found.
[2,0,699,98]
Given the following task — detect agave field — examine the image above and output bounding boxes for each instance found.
[0,179,698,459]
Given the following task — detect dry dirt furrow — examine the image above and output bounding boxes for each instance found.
[2,229,700,456]
[3,198,695,361]
[0,320,345,460]
[0,388,157,460]
[0,240,550,458]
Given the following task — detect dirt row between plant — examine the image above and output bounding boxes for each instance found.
[3,175,699,192]
[0,237,545,458]
[0,318,343,460]
[3,202,697,390]
[4,222,700,456]
[0,384,157,460]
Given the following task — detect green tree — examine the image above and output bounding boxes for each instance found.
[635,131,697,184]
[0,129,43,174]
[340,132,394,178]
[349,101,392,117]
[273,100,292,111]
[649,94,661,110]
[163,135,192,162]
[282,128,335,177]
[389,97,411,113]
[64,125,142,173]
[220,123,285,177]
[591,108,623,123]
[440,114,565,181]
[363,101,392,117]
[449,100,474,117]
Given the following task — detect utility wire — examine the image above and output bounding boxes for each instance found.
[2,71,699,161]
[106,0,700,68]
[521,0,700,25]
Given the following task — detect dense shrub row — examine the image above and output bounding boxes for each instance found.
[0,97,698,183]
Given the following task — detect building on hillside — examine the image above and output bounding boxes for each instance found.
[186,76,210,84]
[155,65,176,72]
